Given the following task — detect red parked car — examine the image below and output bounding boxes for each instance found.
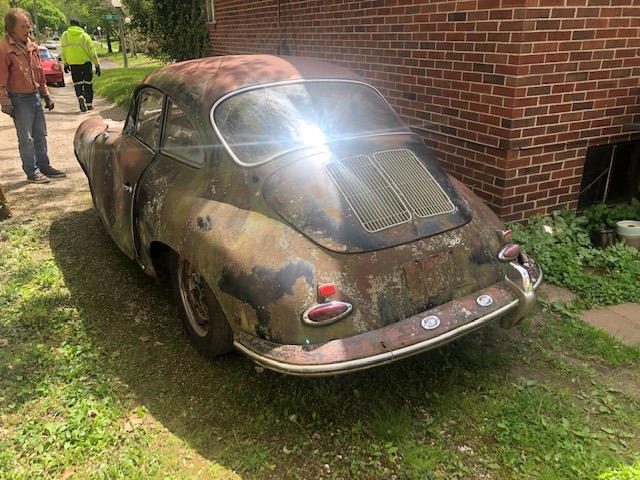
[39,45,65,87]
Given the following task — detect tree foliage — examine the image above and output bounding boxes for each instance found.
[50,0,118,40]
[17,0,66,34]
[0,0,11,36]
[125,0,209,62]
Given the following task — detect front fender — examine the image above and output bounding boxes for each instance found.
[74,117,109,173]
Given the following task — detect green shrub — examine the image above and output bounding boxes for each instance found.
[510,207,640,307]
[583,199,640,232]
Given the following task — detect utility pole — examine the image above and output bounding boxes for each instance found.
[33,0,39,41]
[117,11,128,68]
[111,0,128,68]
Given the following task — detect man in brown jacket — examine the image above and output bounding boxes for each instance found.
[0,8,65,184]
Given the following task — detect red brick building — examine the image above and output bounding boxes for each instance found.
[205,0,640,222]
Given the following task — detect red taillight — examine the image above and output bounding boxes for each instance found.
[318,283,335,297]
[498,243,522,262]
[498,229,513,241]
[303,301,353,326]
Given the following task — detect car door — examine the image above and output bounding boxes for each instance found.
[109,87,165,259]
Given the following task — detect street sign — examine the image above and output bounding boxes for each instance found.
[101,15,118,20]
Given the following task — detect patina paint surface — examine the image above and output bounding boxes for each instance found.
[74,55,542,375]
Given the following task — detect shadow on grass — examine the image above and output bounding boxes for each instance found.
[49,208,512,477]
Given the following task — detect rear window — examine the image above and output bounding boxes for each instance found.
[211,81,410,166]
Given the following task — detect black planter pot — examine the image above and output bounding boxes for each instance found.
[590,228,616,248]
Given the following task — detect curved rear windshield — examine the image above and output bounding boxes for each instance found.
[39,48,55,60]
[211,80,411,165]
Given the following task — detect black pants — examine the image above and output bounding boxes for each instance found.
[70,62,94,107]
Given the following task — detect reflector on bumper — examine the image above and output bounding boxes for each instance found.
[234,267,542,377]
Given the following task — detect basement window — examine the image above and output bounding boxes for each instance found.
[578,140,640,210]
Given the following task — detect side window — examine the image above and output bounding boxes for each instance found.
[135,89,165,150]
[162,101,204,165]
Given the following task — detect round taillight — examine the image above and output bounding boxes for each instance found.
[498,243,522,262]
[303,301,353,326]
[501,229,514,241]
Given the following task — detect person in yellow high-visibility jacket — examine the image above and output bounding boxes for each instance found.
[60,19,100,112]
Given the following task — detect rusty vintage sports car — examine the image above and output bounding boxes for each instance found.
[74,55,542,376]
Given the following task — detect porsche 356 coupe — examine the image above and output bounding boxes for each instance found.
[74,55,542,376]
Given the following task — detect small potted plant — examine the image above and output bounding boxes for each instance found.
[583,203,617,248]
[613,198,640,250]
[583,199,640,248]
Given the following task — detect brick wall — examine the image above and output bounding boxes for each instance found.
[207,0,640,222]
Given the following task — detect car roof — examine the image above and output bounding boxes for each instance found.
[141,55,364,124]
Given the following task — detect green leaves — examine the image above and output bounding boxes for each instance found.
[583,199,640,232]
[125,0,210,62]
[511,208,640,308]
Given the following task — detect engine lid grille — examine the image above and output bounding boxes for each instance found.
[325,149,456,233]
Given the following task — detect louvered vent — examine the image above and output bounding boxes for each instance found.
[325,149,456,232]
[325,155,411,232]
[373,149,456,219]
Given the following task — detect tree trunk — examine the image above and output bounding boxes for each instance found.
[0,183,13,220]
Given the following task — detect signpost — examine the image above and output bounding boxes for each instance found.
[108,0,128,68]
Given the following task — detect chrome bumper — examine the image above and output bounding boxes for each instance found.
[234,259,542,377]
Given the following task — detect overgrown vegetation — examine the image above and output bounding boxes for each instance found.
[510,202,640,308]
[125,0,210,62]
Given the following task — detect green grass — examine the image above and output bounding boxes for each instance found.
[90,48,163,109]
[93,65,160,109]
[2,68,640,478]
[2,212,638,479]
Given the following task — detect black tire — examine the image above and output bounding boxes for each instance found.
[58,78,65,87]
[170,252,234,357]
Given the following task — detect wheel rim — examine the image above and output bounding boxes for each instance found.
[177,258,210,337]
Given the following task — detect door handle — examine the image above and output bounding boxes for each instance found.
[123,182,133,194]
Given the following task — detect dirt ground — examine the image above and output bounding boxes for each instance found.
[0,78,127,219]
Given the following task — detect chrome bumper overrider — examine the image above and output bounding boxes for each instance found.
[234,260,543,377]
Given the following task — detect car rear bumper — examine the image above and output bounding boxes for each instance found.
[45,73,63,84]
[234,259,543,376]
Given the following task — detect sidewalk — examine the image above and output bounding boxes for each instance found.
[581,304,640,345]
[538,283,640,346]
[0,70,126,219]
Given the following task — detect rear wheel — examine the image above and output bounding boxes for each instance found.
[170,252,234,357]
[58,78,65,87]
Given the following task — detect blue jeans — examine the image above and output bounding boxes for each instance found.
[9,92,51,176]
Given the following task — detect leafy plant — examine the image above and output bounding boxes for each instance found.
[125,0,210,62]
[510,207,640,307]
[583,199,640,232]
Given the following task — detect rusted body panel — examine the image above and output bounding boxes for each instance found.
[74,55,542,376]
[234,281,522,375]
